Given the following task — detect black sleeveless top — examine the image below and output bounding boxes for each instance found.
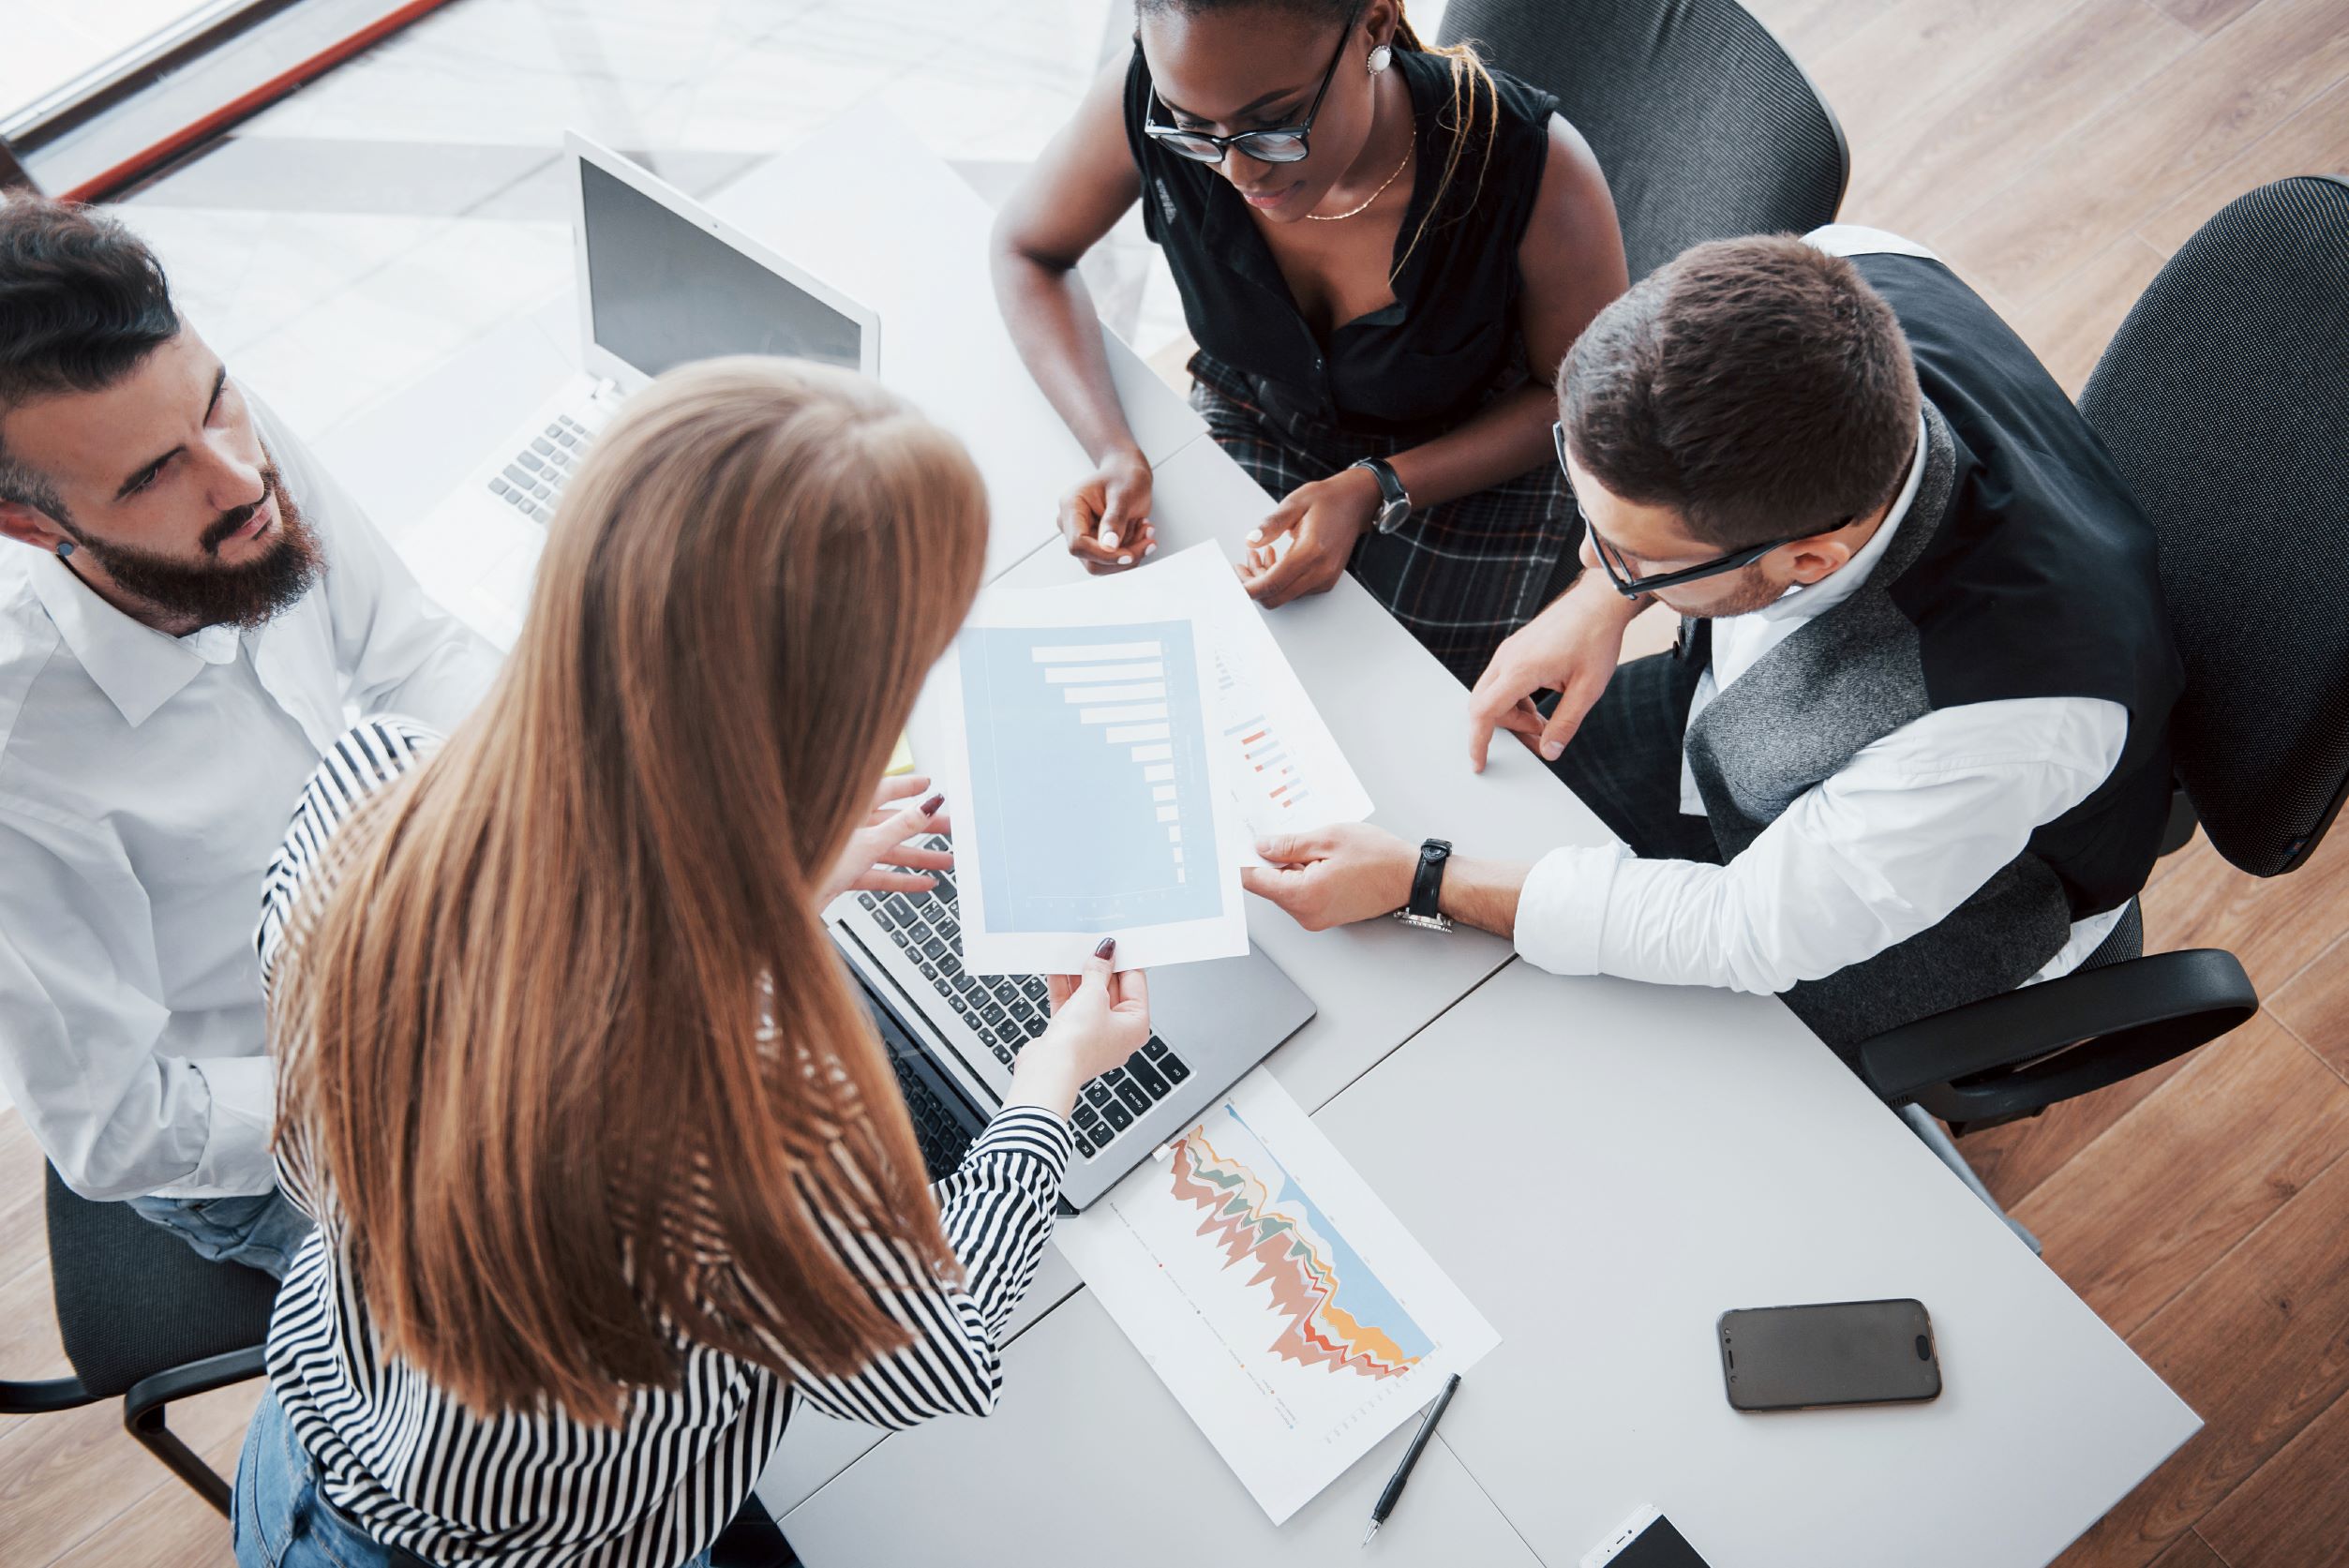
[1122,45,1559,439]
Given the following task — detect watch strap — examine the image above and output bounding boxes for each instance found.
[1408,838,1452,920]
[1353,457,1412,531]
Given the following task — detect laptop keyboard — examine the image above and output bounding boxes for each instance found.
[887,1052,976,1177]
[857,835,1192,1162]
[486,413,597,522]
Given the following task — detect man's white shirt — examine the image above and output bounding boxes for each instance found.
[0,394,499,1200]
[1516,225,2134,1002]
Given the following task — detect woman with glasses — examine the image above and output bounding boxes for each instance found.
[993,0,1627,685]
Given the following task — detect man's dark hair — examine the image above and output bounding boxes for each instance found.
[1559,235,1922,550]
[0,194,180,517]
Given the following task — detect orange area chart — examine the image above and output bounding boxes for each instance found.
[1171,1119,1431,1381]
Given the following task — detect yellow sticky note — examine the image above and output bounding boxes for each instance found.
[886,732,915,776]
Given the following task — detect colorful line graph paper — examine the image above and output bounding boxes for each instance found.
[1055,1069,1499,1523]
[1172,1108,1431,1380]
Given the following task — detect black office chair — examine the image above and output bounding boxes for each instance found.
[1852,177,2349,1155]
[1435,0,1849,279]
[0,1165,278,1514]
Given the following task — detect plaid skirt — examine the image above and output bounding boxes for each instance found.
[1188,353,1575,686]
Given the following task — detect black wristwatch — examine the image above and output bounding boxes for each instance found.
[1351,456,1414,534]
[1393,838,1454,933]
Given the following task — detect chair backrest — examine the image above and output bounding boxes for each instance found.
[1435,0,1848,279]
[2079,176,2349,879]
[44,1165,277,1397]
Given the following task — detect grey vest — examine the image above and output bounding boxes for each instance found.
[1683,402,2076,1053]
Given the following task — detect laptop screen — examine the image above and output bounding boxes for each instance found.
[578,158,864,378]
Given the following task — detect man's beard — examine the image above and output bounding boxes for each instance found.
[62,467,323,632]
[1666,560,1784,620]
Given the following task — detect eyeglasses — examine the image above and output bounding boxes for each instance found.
[1552,422,1854,600]
[1142,3,1361,167]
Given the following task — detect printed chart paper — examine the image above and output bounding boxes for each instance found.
[939,575,1249,975]
[1055,1068,1500,1523]
[1070,545,1373,846]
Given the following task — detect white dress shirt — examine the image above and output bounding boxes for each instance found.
[0,395,500,1200]
[1515,238,2134,1002]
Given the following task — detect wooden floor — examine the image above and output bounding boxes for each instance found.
[5,1,2347,1563]
[1733,4,2349,1555]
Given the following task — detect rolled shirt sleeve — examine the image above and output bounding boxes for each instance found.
[1514,697,2130,995]
[0,821,277,1199]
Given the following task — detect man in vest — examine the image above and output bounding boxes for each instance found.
[1242,229,2180,1054]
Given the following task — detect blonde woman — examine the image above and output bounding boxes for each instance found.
[995,0,1627,683]
[232,360,1150,1568]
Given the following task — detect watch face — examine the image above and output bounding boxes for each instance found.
[1377,498,1413,532]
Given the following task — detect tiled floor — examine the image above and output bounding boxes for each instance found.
[0,0,214,122]
[95,0,1210,454]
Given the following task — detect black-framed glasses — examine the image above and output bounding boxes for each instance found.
[1553,422,1854,599]
[1142,3,1361,166]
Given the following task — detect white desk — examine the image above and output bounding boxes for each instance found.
[704,113,1206,494]
[310,113,2199,1568]
[779,1290,1546,1568]
[768,376,2199,1568]
[322,116,1189,590]
[1318,964,2196,1567]
[991,430,1613,1117]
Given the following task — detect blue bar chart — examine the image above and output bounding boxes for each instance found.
[957,620,1225,934]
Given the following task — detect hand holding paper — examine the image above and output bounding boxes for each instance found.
[933,544,1372,976]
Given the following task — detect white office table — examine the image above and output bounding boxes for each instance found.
[305,112,2198,1568]
[765,368,2199,1568]
[782,964,2198,1568]
[321,115,1190,590]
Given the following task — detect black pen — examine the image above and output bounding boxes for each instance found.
[1362,1372,1461,1547]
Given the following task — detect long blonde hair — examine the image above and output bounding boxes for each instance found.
[272,358,990,1422]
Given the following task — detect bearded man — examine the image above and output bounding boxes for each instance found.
[0,195,499,1273]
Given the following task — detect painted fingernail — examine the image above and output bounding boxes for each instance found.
[1117,554,1133,565]
[1144,543,1157,556]
[1094,936,1117,961]
[1247,529,1263,544]
[1540,740,1564,761]
[920,793,945,815]
[1101,532,1119,549]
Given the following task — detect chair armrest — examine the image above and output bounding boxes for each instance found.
[1857,949,2256,1126]
[0,1375,97,1414]
[122,1345,267,1425]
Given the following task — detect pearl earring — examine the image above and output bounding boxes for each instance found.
[1368,42,1393,73]
[54,540,74,560]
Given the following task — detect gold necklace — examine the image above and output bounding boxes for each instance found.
[1307,137,1413,222]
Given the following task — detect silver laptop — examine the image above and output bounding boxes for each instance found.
[406,131,882,648]
[829,837,1313,1210]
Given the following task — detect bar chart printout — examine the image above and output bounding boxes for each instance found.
[951,617,1246,973]
[1055,1069,1501,1523]
[1215,648,1323,834]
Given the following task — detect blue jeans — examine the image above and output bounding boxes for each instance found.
[128,1187,313,1278]
[235,1389,427,1568]
[235,1389,721,1568]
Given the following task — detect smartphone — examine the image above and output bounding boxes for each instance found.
[1718,1297,1941,1411]
[1581,1505,1713,1568]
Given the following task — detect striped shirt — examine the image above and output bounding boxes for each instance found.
[255,718,1073,1568]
